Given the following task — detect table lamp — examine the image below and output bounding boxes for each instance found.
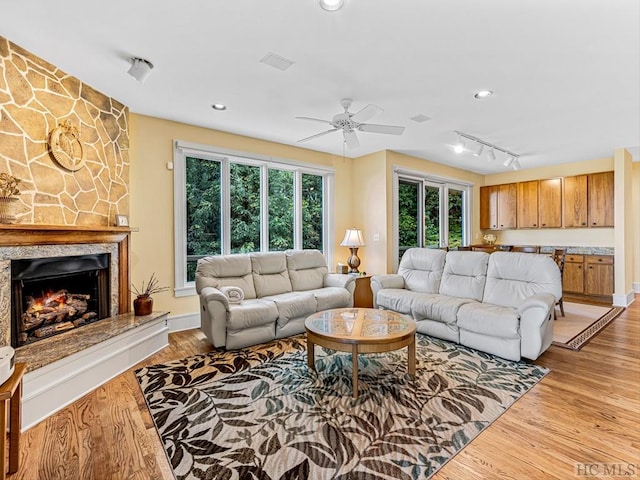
[340,228,365,273]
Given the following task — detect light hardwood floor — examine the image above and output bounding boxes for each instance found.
[11,296,640,479]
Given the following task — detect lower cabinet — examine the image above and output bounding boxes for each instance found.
[563,254,613,297]
[585,255,614,296]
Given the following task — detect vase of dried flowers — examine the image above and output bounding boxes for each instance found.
[132,273,169,316]
[0,173,21,224]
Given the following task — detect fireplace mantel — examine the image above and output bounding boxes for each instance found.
[0,224,137,314]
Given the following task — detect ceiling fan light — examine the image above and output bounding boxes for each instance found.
[319,0,344,11]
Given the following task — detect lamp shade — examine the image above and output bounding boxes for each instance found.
[340,228,365,247]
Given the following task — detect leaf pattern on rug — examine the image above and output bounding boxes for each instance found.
[136,334,547,480]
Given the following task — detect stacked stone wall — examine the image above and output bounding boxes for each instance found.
[0,36,129,226]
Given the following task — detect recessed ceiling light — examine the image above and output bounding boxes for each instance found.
[259,52,295,71]
[474,90,494,99]
[410,114,431,123]
[211,104,227,111]
[319,0,344,11]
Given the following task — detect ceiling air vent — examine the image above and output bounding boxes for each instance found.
[259,52,295,71]
[410,114,431,123]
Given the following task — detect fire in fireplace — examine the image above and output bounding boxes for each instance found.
[11,253,110,347]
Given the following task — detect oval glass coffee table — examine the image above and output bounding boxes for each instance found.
[305,308,417,398]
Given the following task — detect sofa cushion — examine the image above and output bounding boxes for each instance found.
[251,252,293,297]
[483,252,563,308]
[262,292,317,328]
[285,249,328,291]
[411,294,476,325]
[227,299,279,330]
[195,254,257,299]
[457,302,520,339]
[398,248,446,293]
[440,251,489,301]
[376,289,425,315]
[308,287,351,311]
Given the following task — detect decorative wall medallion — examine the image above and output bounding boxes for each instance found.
[49,120,85,171]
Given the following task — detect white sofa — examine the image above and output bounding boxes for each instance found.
[371,249,562,361]
[195,249,355,349]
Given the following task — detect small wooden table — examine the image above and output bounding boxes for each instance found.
[0,363,26,479]
[305,308,416,398]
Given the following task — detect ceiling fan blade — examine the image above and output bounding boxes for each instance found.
[343,130,360,149]
[358,123,405,135]
[298,129,338,143]
[350,104,383,123]
[295,116,332,124]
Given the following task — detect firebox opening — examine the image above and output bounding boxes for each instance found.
[11,253,110,348]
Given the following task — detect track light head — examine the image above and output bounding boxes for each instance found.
[128,57,154,83]
[504,155,515,167]
[487,147,496,162]
[454,135,465,153]
[512,158,521,170]
[473,143,484,157]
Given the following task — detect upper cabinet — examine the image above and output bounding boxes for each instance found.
[587,171,614,227]
[563,175,588,227]
[538,178,562,228]
[517,180,539,228]
[480,184,516,230]
[482,171,613,231]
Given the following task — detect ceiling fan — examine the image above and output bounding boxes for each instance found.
[296,98,405,149]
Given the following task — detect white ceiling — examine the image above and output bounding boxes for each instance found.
[2,0,639,174]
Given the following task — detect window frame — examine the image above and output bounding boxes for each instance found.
[173,140,334,297]
[392,167,473,271]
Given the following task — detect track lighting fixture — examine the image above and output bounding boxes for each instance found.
[453,131,520,170]
[128,57,154,83]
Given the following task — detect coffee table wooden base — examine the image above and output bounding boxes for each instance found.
[306,330,416,399]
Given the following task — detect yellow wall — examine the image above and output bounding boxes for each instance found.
[129,113,353,316]
[350,151,387,274]
[483,157,616,247]
[633,162,640,291]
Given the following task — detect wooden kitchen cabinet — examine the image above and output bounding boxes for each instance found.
[538,178,562,228]
[584,255,614,296]
[497,183,517,229]
[563,175,588,227]
[480,186,498,229]
[517,180,539,228]
[588,171,614,227]
[563,254,585,293]
[481,184,517,230]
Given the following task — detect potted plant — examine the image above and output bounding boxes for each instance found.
[0,172,21,224]
[131,273,169,316]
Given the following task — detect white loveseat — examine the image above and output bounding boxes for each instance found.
[196,249,355,349]
[371,249,562,361]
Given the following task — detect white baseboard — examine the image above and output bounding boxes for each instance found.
[167,312,200,332]
[612,290,636,308]
[633,282,640,294]
[22,314,169,431]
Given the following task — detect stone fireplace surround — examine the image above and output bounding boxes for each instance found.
[0,224,169,429]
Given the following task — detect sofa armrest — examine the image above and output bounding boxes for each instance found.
[518,293,555,360]
[199,286,229,348]
[370,274,406,308]
[323,273,356,290]
[371,274,405,290]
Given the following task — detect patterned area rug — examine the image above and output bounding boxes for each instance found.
[136,334,548,480]
[552,302,625,351]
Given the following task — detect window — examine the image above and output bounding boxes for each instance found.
[174,141,334,296]
[394,169,472,267]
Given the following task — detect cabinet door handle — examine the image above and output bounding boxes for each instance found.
[542,223,546,226]
[578,265,582,269]
[581,222,586,226]
[589,266,593,269]
[533,224,537,227]
[592,222,597,225]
